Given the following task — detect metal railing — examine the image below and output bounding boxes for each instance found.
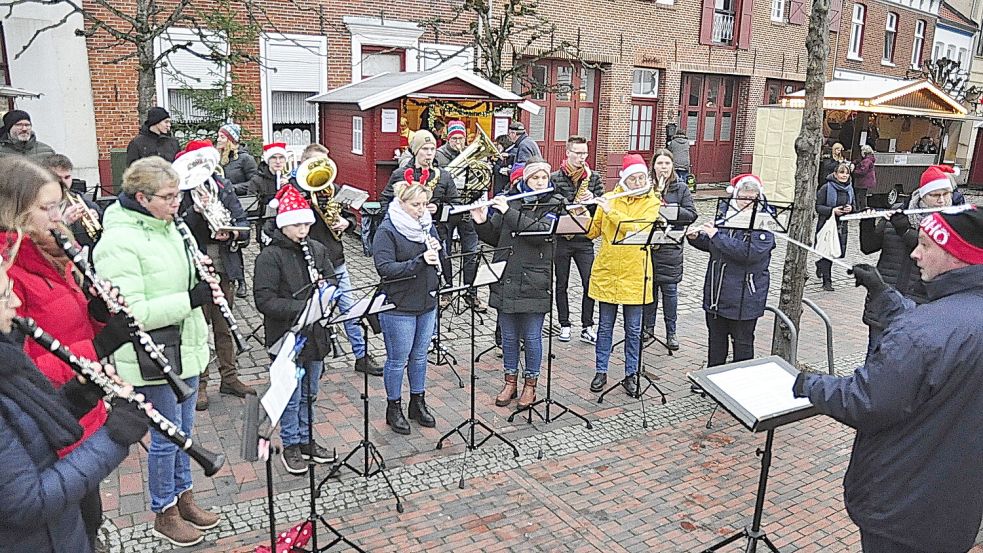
[712,11,735,45]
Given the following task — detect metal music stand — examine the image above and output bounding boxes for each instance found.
[436,246,520,488]
[713,197,793,233]
[687,356,819,553]
[430,252,466,389]
[318,279,405,513]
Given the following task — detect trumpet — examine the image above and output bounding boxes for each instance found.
[65,191,102,240]
[448,187,555,215]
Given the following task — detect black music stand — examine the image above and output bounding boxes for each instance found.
[714,197,793,233]
[430,252,465,389]
[688,356,818,553]
[506,201,593,440]
[318,279,403,512]
[436,246,519,488]
[597,219,675,423]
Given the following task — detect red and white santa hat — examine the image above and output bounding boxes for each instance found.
[619,154,648,185]
[263,142,288,164]
[918,165,955,196]
[727,173,764,197]
[919,206,983,265]
[270,185,315,228]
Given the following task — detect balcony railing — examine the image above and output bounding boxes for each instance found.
[712,11,735,45]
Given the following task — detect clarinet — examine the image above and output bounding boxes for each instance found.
[300,239,343,358]
[173,215,249,353]
[421,220,442,279]
[50,229,194,403]
[14,316,226,476]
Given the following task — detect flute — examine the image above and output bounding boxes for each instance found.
[50,229,194,403]
[566,182,653,210]
[448,187,555,215]
[300,239,343,358]
[839,203,973,221]
[174,215,249,353]
[14,316,226,476]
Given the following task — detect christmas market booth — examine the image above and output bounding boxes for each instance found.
[307,68,541,202]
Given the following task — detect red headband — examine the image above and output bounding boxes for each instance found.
[920,212,983,265]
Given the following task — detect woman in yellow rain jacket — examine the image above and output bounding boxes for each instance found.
[585,153,661,397]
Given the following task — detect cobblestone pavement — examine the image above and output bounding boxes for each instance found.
[99,190,983,552]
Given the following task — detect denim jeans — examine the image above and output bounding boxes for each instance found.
[278,359,324,448]
[380,309,436,400]
[498,312,546,378]
[334,263,366,358]
[136,376,199,513]
[705,313,758,367]
[595,302,643,377]
[554,239,595,328]
[642,282,679,335]
[437,218,479,289]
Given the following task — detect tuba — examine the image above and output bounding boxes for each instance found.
[296,156,345,240]
[173,146,236,238]
[443,126,499,195]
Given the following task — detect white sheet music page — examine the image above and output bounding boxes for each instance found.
[707,361,813,420]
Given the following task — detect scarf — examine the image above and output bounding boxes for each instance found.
[0,336,84,452]
[825,179,854,211]
[387,199,433,243]
[560,160,587,185]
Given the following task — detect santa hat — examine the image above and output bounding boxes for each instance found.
[509,163,526,185]
[446,120,466,139]
[919,206,983,265]
[918,165,955,197]
[175,139,217,160]
[619,154,648,185]
[270,185,315,228]
[727,173,764,197]
[263,142,288,164]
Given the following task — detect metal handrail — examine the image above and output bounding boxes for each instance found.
[801,298,835,375]
[765,305,798,366]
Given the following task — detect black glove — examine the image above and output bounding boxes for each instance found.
[104,397,150,446]
[61,377,105,419]
[93,313,132,359]
[888,211,911,235]
[850,263,888,296]
[188,281,212,308]
[87,295,112,323]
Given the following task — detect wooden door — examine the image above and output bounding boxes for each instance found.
[679,74,738,183]
[970,131,983,187]
[522,61,601,169]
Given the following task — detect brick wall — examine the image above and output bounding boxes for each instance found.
[833,0,937,77]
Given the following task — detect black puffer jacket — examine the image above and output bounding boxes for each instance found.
[859,208,927,329]
[382,165,462,226]
[372,217,441,315]
[178,175,250,281]
[240,161,278,208]
[284,177,345,268]
[253,230,336,362]
[124,125,180,166]
[475,189,562,314]
[550,167,605,245]
[653,178,698,284]
[221,146,258,186]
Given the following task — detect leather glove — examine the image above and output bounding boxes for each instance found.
[888,211,911,235]
[104,397,149,446]
[93,313,132,358]
[188,280,212,308]
[849,263,887,296]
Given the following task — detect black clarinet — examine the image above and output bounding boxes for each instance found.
[50,229,194,403]
[300,239,343,358]
[14,316,225,476]
[173,215,249,353]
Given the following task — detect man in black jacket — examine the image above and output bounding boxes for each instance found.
[125,107,180,166]
[40,154,104,255]
[550,136,603,344]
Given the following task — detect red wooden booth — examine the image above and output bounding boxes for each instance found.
[308,68,540,201]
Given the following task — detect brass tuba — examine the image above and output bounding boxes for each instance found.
[296,156,345,240]
[444,126,498,195]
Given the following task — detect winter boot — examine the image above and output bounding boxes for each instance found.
[153,505,203,547]
[386,399,411,435]
[218,366,256,397]
[354,354,383,376]
[177,489,220,530]
[195,382,209,412]
[495,374,518,407]
[516,377,538,410]
[408,392,436,427]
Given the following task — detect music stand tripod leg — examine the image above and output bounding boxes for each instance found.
[430,300,464,388]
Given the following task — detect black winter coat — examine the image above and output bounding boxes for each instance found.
[550,167,605,246]
[285,177,345,268]
[240,161,279,210]
[372,218,441,315]
[125,125,180,166]
[815,177,858,256]
[688,225,775,321]
[382,165,462,226]
[178,175,250,281]
[253,230,336,362]
[474,190,562,314]
[858,209,927,329]
[652,179,698,284]
[221,147,258,186]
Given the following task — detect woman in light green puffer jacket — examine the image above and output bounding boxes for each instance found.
[92,156,220,546]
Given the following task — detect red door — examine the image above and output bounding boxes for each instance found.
[679,74,738,183]
[970,131,983,187]
[521,61,601,168]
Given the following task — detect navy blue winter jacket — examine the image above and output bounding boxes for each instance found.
[795,264,983,552]
[372,217,441,315]
[687,227,775,320]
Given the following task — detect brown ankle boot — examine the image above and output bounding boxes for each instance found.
[195,382,208,411]
[218,367,256,398]
[177,490,220,530]
[517,377,538,410]
[153,505,203,547]
[495,374,518,407]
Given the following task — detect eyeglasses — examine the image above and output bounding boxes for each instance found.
[0,279,13,307]
[568,150,589,157]
[11,122,32,129]
[148,191,183,203]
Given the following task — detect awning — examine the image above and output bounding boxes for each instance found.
[779,78,980,120]
[0,85,42,99]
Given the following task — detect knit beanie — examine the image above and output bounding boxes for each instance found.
[219,123,242,144]
[446,120,466,139]
[919,206,983,265]
[509,164,526,185]
[2,110,30,131]
[145,106,171,127]
[523,161,551,181]
[409,130,436,155]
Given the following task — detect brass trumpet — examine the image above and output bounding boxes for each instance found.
[296,156,346,240]
[65,191,101,240]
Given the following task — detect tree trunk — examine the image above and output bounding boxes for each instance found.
[136,39,157,125]
[771,0,830,363]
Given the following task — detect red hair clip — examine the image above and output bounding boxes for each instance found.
[419,168,430,185]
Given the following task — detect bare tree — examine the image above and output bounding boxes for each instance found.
[771,0,830,362]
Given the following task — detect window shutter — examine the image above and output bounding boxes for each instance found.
[266,42,323,91]
[700,0,716,46]
[737,0,755,49]
[829,0,844,32]
[788,0,807,24]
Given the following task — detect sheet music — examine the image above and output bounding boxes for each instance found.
[334,185,370,211]
[706,361,812,420]
[619,227,652,245]
[261,331,301,428]
[329,292,395,324]
[659,204,680,221]
[474,261,507,286]
[293,284,337,330]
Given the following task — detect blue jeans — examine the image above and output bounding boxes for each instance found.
[643,282,679,335]
[137,376,199,513]
[278,360,324,448]
[498,312,545,378]
[380,309,436,400]
[334,263,366,358]
[595,303,642,377]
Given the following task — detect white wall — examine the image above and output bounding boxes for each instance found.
[932,25,975,67]
[3,3,100,186]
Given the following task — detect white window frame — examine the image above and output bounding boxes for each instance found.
[957,47,968,67]
[631,69,660,98]
[259,33,328,144]
[848,4,866,60]
[418,43,474,71]
[154,27,229,116]
[933,41,943,60]
[911,20,925,68]
[771,0,785,22]
[344,16,424,83]
[352,116,363,155]
[882,12,897,65]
